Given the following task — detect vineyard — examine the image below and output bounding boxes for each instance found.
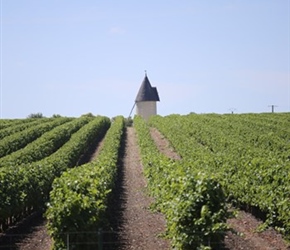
[148,113,290,239]
[0,113,289,249]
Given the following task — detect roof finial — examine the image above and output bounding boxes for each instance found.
[145,70,147,76]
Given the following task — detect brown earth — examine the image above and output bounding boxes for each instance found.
[1,126,289,250]
[225,210,290,250]
[150,127,181,160]
[113,127,170,249]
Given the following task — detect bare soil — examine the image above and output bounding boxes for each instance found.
[224,211,290,250]
[150,128,181,160]
[0,212,52,250]
[111,127,170,249]
[1,126,289,250]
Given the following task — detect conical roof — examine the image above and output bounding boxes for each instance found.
[135,75,160,102]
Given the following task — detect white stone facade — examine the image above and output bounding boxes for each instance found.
[136,101,157,121]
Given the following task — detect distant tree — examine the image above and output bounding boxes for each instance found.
[27,112,44,118]
[125,116,133,127]
[81,113,94,118]
[52,114,62,118]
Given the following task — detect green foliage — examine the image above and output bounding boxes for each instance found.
[0,118,72,158]
[0,116,111,232]
[149,113,290,241]
[1,112,289,247]
[46,116,125,249]
[0,119,48,140]
[134,115,230,249]
[0,117,92,167]
[125,116,133,127]
[27,112,45,118]
[81,112,94,117]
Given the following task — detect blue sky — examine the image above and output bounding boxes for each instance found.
[0,1,289,118]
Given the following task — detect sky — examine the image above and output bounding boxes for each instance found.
[0,0,289,118]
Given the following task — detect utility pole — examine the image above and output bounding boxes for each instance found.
[228,108,236,114]
[268,105,277,113]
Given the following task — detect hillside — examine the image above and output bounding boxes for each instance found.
[0,113,289,249]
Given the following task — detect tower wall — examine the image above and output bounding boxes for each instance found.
[136,101,157,121]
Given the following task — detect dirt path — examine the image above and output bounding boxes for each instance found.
[225,211,290,250]
[0,212,52,250]
[115,127,170,249]
[150,128,181,160]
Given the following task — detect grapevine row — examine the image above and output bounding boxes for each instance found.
[0,118,36,130]
[149,113,290,238]
[134,115,230,250]
[0,117,72,158]
[46,116,125,249]
[0,117,91,167]
[0,118,54,140]
[0,116,110,231]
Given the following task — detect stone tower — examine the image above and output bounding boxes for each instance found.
[135,74,160,120]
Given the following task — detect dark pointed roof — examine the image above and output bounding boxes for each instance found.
[135,75,160,102]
